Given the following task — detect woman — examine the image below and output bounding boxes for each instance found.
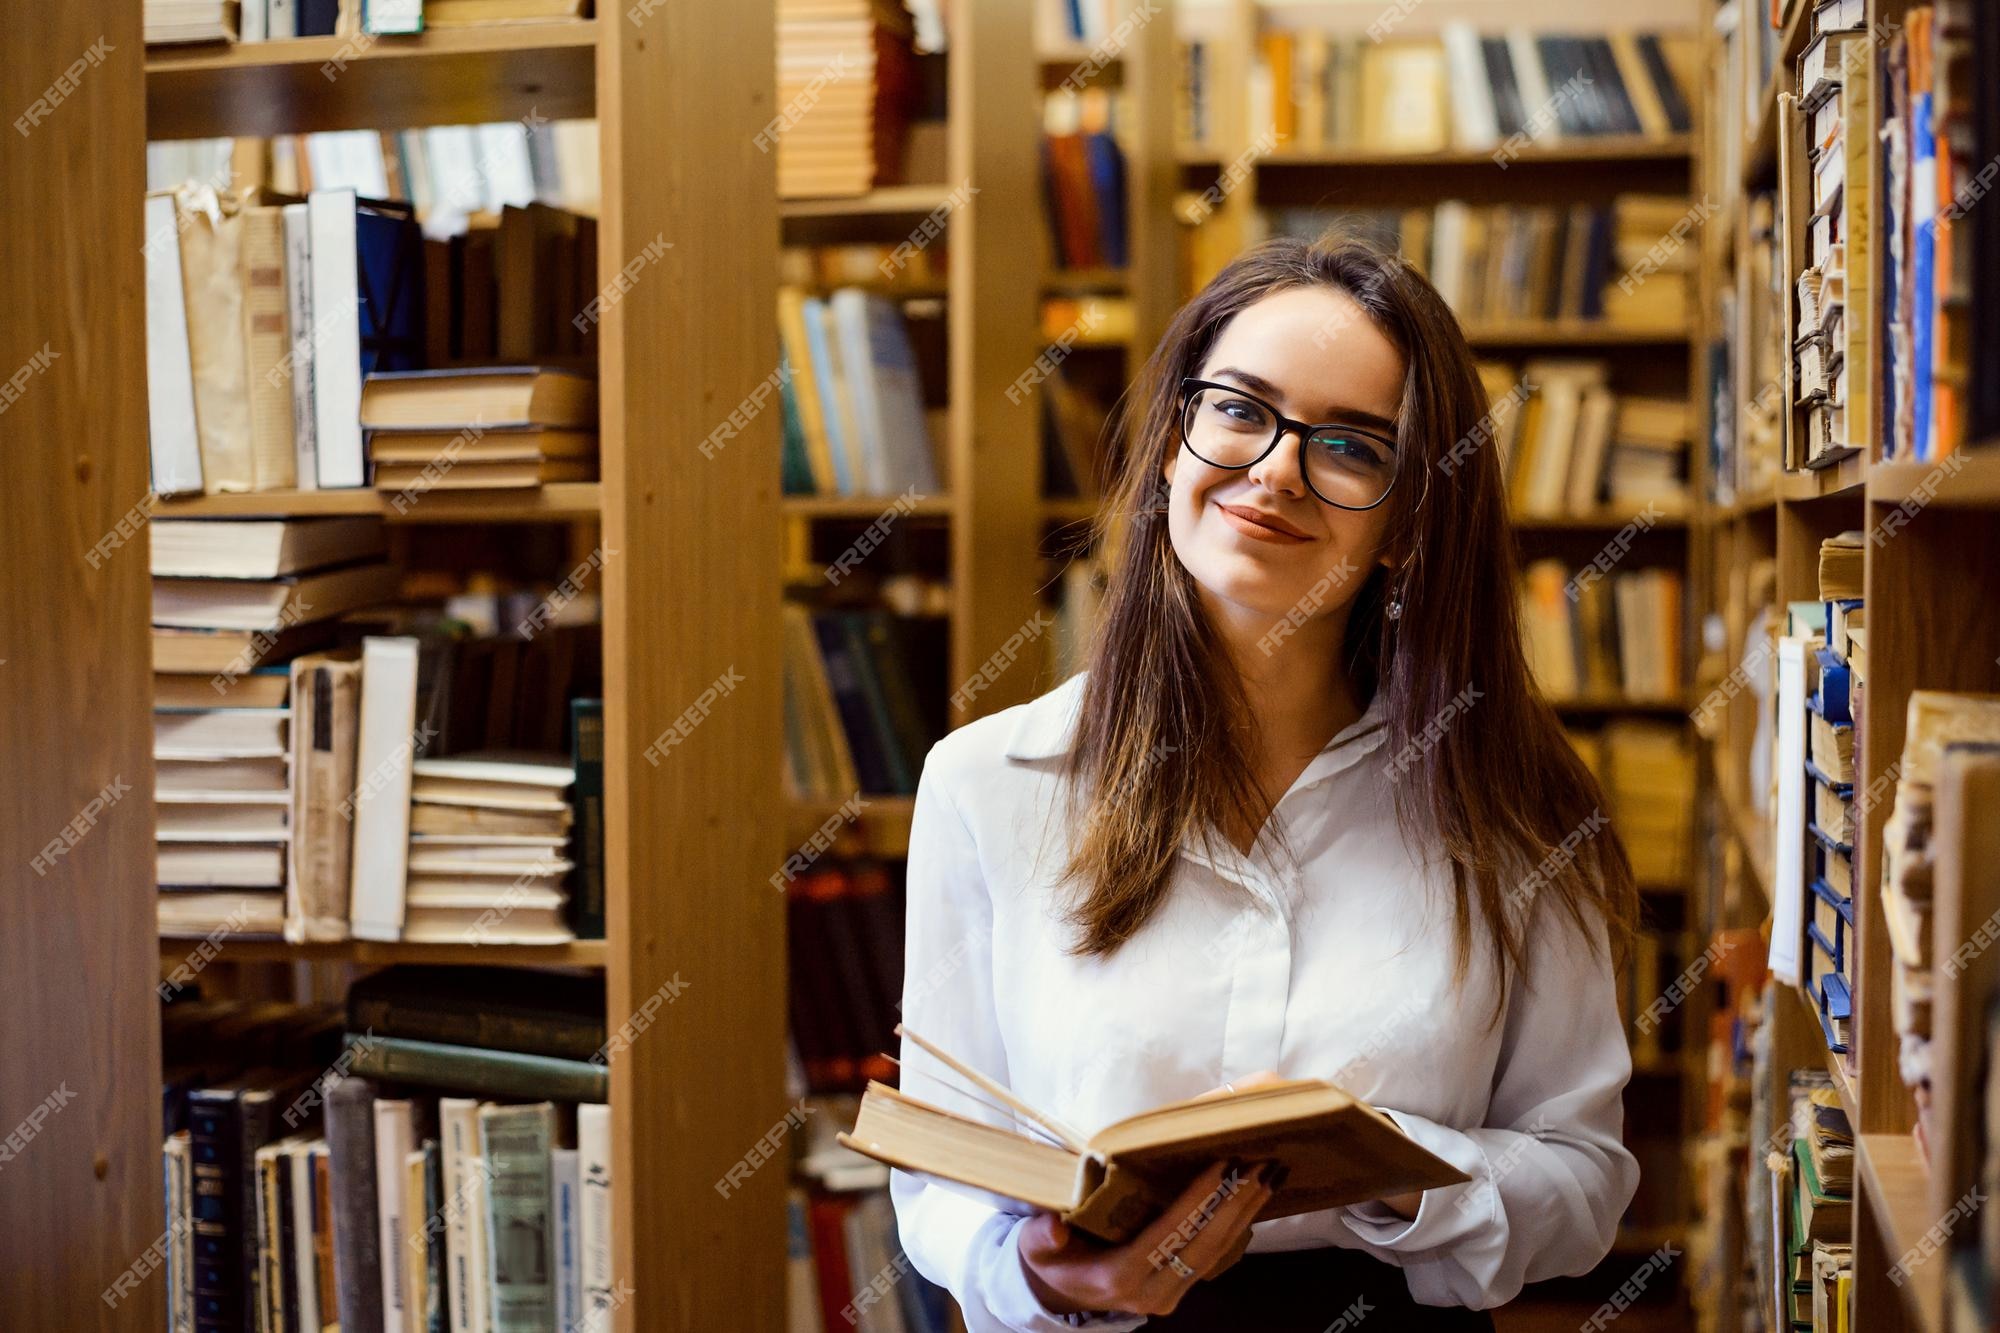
[892,233,1640,1331]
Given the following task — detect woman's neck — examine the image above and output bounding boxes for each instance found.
[1200,588,1365,768]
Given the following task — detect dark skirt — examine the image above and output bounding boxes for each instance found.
[1141,1245,1497,1332]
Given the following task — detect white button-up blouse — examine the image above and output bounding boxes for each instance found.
[890,673,1639,1331]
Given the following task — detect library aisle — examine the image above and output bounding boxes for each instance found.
[1,0,1995,1329]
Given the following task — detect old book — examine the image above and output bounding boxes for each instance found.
[287,651,361,943]
[372,1099,416,1333]
[839,1026,1468,1244]
[152,560,399,633]
[359,366,596,431]
[365,427,597,466]
[348,636,420,943]
[158,889,285,936]
[439,1100,490,1333]
[1818,530,1865,600]
[347,965,605,1062]
[241,204,298,489]
[152,516,386,579]
[577,1103,614,1322]
[372,457,595,490]
[328,1077,384,1333]
[153,622,337,675]
[480,1103,559,1333]
[286,1141,321,1333]
[552,1147,582,1333]
[156,667,291,709]
[176,185,257,494]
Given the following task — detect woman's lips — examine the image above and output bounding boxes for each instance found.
[1216,502,1311,544]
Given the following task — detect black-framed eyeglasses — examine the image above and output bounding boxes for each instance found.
[1177,378,1400,511]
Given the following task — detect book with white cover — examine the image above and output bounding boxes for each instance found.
[154,708,291,759]
[282,203,319,490]
[349,637,420,941]
[410,751,575,789]
[146,191,204,496]
[578,1103,614,1319]
[373,1100,415,1333]
[439,1100,489,1333]
[308,189,366,487]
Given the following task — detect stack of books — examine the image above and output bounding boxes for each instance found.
[1041,88,1129,271]
[1518,559,1684,703]
[777,287,942,499]
[402,753,578,945]
[1780,1071,1853,1332]
[144,188,423,497]
[144,0,238,43]
[1881,689,2000,1146]
[774,0,921,198]
[1268,195,1692,330]
[152,517,396,938]
[788,1185,955,1333]
[782,605,946,802]
[360,365,599,494]
[1497,358,1692,517]
[160,992,616,1333]
[1788,5,1871,468]
[1244,25,1694,155]
[1804,533,1864,1059]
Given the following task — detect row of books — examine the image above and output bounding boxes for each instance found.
[788,863,904,1095]
[1706,195,1786,507]
[1798,535,1864,1065]
[1569,721,1696,888]
[1786,5,1872,468]
[1520,560,1685,705]
[782,606,946,802]
[788,1187,951,1333]
[1477,359,1692,518]
[1041,89,1129,272]
[1244,26,1695,156]
[1267,195,1693,330]
[774,0,922,199]
[1880,4,1988,461]
[779,242,946,293]
[161,976,615,1333]
[777,287,942,500]
[151,514,606,944]
[149,123,602,240]
[146,0,589,44]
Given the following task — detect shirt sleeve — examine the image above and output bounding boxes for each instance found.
[888,752,1148,1333]
[1259,903,1640,1309]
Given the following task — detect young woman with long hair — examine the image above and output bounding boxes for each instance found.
[891,232,1640,1331]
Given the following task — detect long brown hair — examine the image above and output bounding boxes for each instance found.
[1059,231,1636,1003]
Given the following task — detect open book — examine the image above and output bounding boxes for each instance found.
[836,1027,1470,1243]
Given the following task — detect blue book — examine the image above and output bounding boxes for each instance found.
[1082,131,1129,269]
[1810,646,1852,724]
[800,297,853,494]
[1911,86,1937,459]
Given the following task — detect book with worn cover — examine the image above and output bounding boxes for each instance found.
[839,1027,1468,1243]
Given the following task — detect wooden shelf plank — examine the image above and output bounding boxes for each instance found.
[1870,450,2000,509]
[1859,1132,1940,1323]
[148,483,601,522]
[1251,135,1696,169]
[1512,509,1692,532]
[145,23,598,139]
[1778,453,1869,501]
[1042,267,1131,294]
[1462,321,1691,348]
[781,494,952,520]
[158,935,608,968]
[785,796,914,860]
[780,185,958,220]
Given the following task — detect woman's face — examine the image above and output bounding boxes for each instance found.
[1163,285,1404,633]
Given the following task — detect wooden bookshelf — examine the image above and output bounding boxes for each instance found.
[1696,0,2000,1326]
[144,21,598,140]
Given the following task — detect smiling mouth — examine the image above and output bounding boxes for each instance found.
[1216,502,1311,544]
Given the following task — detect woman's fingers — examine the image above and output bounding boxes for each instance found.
[1197,1220,1257,1279]
[1161,1163,1274,1277]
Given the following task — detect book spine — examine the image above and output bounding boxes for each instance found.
[577,1104,613,1319]
[568,697,606,940]
[479,1105,557,1333]
[187,1089,241,1333]
[349,1035,609,1104]
[374,1101,413,1333]
[241,206,299,490]
[290,1148,320,1333]
[280,204,319,492]
[552,1148,582,1333]
[439,1100,484,1333]
[423,1141,446,1333]
[326,1079,385,1333]
[346,996,605,1064]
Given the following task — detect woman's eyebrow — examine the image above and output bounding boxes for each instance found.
[1208,367,1398,435]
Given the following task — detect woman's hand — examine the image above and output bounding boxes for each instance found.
[1016,1160,1276,1319]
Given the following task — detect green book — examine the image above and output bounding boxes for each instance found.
[345,1034,608,1103]
[779,352,817,494]
[479,1102,557,1333]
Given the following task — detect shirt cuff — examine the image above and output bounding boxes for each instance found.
[1338,1108,1491,1254]
[982,1215,1149,1333]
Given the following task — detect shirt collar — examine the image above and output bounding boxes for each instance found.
[1003,671,1393,774]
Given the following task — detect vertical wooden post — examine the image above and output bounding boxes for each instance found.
[0,1,161,1327]
[949,0,1045,722]
[598,3,785,1327]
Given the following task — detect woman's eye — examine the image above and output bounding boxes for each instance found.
[1314,434,1386,466]
[1211,397,1266,427]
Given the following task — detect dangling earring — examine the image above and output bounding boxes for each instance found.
[1385,592,1404,622]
